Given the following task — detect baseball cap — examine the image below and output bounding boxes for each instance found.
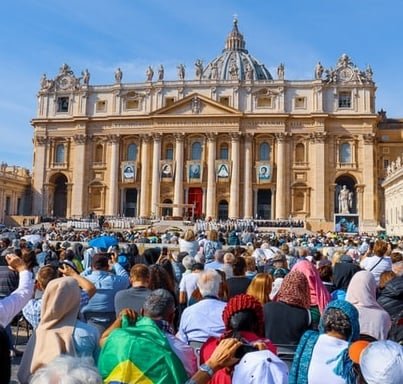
[358,340,403,384]
[232,350,289,384]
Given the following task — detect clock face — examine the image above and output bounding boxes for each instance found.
[58,75,71,90]
[339,68,353,82]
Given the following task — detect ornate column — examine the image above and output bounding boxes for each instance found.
[66,183,73,218]
[151,134,161,217]
[206,133,217,218]
[71,133,87,217]
[32,135,49,215]
[362,134,377,226]
[229,133,240,219]
[355,184,365,228]
[275,133,287,219]
[106,134,120,216]
[173,134,184,217]
[243,134,253,218]
[139,135,151,217]
[309,132,326,222]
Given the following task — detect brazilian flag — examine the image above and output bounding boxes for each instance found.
[98,316,188,384]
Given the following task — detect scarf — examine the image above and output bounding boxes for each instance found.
[276,270,310,309]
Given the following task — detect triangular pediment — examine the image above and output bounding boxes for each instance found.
[152,93,242,116]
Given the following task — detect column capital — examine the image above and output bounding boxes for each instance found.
[362,133,375,144]
[72,134,88,144]
[206,132,217,142]
[140,134,152,143]
[35,135,48,145]
[174,133,185,142]
[275,132,290,142]
[244,132,254,142]
[309,132,326,143]
[152,133,161,142]
[230,132,241,141]
[107,134,120,144]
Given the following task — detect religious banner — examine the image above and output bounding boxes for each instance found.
[187,161,203,183]
[256,162,271,183]
[334,214,359,234]
[215,160,230,181]
[160,160,174,181]
[121,161,136,183]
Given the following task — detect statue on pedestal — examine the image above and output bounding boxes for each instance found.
[338,185,353,214]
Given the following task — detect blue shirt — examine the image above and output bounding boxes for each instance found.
[81,263,129,314]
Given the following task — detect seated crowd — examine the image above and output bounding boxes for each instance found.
[0,229,402,383]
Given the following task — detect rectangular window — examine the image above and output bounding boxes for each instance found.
[383,159,389,169]
[256,96,272,108]
[338,92,351,108]
[165,97,175,107]
[57,97,69,112]
[294,97,306,109]
[96,100,107,112]
[219,96,230,106]
[126,99,139,110]
[166,147,174,160]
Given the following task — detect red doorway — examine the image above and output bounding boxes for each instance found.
[188,188,203,218]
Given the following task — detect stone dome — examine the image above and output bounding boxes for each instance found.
[202,18,272,81]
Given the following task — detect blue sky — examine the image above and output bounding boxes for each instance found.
[1,0,402,169]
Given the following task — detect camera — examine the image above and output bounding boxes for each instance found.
[234,343,259,359]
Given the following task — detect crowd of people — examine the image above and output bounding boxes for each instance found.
[0,222,402,383]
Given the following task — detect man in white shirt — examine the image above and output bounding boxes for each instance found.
[177,269,226,344]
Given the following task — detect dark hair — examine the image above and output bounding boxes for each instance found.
[232,256,247,276]
[229,309,259,334]
[149,264,175,293]
[318,265,333,282]
[91,253,109,270]
[322,307,352,340]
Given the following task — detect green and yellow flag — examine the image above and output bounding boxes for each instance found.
[98,316,188,384]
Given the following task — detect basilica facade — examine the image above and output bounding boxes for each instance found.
[31,20,383,232]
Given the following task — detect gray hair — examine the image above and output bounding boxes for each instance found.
[182,255,195,270]
[142,288,175,319]
[30,355,102,384]
[197,269,221,297]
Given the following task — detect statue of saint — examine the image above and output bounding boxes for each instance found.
[146,66,154,81]
[245,63,253,80]
[158,65,164,81]
[82,69,90,85]
[277,63,285,80]
[211,62,219,80]
[195,59,203,80]
[177,64,185,80]
[115,68,123,83]
[315,62,324,80]
[338,185,353,214]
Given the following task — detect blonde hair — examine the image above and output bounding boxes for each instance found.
[207,229,218,241]
[331,250,344,266]
[246,273,273,305]
[183,229,195,241]
[244,256,256,272]
[223,252,235,264]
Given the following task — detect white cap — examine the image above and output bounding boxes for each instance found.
[360,340,403,384]
[232,350,289,384]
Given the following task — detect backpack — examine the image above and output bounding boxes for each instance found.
[388,309,403,345]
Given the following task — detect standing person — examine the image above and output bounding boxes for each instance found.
[346,270,391,340]
[289,300,360,384]
[360,239,392,285]
[179,229,199,257]
[202,230,222,264]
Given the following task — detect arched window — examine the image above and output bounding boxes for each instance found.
[259,142,270,161]
[95,144,103,163]
[295,143,305,163]
[340,143,351,163]
[127,143,137,161]
[191,141,202,160]
[55,144,65,164]
[165,144,174,160]
[219,144,229,160]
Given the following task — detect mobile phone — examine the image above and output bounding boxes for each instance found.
[234,343,259,359]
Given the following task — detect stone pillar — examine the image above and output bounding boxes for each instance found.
[32,135,49,216]
[253,189,258,219]
[71,134,87,217]
[173,134,184,217]
[66,183,73,218]
[275,133,287,219]
[139,135,151,217]
[243,134,253,218]
[206,134,216,218]
[106,135,120,216]
[151,134,161,217]
[362,134,377,225]
[229,133,240,219]
[309,132,326,221]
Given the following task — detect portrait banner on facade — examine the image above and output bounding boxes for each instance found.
[215,160,230,181]
[160,160,174,181]
[334,214,359,234]
[256,162,271,183]
[121,161,136,183]
[187,161,203,183]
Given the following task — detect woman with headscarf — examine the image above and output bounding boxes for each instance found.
[18,277,99,384]
[264,270,311,346]
[346,270,391,340]
[292,260,331,329]
[200,294,277,384]
[289,300,360,384]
